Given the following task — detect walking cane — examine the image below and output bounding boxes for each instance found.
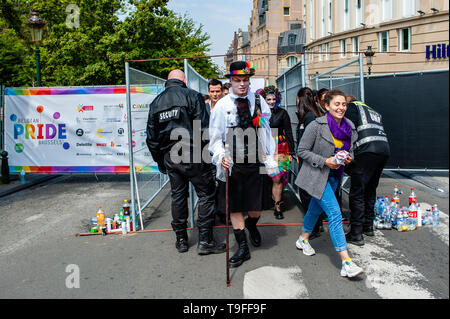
[225,166,231,287]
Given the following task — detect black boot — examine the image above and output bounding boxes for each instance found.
[274,201,284,219]
[175,230,189,253]
[229,229,251,268]
[345,225,365,246]
[363,225,375,236]
[245,216,262,247]
[197,228,226,255]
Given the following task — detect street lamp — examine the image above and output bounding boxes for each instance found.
[27,10,46,87]
[364,46,375,75]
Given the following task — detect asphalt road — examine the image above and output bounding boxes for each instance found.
[0,171,448,300]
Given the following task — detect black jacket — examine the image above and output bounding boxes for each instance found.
[269,107,295,155]
[345,101,390,158]
[146,79,209,171]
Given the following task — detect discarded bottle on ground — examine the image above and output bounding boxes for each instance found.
[432,204,440,226]
[96,206,105,228]
[409,188,417,205]
[123,200,130,216]
[20,168,26,184]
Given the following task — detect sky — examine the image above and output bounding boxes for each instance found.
[166,0,253,70]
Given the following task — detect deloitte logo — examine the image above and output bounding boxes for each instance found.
[14,143,24,153]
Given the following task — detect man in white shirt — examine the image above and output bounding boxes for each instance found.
[209,61,278,268]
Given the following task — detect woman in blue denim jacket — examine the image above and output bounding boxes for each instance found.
[294,89,364,278]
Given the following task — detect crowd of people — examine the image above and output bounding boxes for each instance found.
[146,61,390,279]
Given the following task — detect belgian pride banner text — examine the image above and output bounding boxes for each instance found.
[4,86,162,173]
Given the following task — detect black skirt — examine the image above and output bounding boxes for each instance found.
[228,163,273,213]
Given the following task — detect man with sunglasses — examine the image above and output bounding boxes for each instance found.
[209,61,278,268]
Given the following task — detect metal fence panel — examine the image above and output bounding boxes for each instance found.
[127,65,169,230]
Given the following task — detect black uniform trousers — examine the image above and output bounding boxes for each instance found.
[163,152,216,232]
[347,152,388,229]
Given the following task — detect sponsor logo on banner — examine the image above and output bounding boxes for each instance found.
[144,152,151,157]
[117,128,125,136]
[77,104,94,112]
[117,152,126,156]
[76,117,97,123]
[96,129,112,138]
[104,103,124,110]
[132,103,150,111]
[105,118,121,123]
[110,142,122,148]
[95,153,113,156]
[96,143,107,147]
[76,153,92,156]
[75,128,92,137]
[14,143,24,153]
[76,143,92,147]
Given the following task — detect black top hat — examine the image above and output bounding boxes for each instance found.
[225,61,256,78]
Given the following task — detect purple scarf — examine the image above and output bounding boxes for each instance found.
[327,112,352,177]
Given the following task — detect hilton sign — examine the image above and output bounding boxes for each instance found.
[426,43,449,60]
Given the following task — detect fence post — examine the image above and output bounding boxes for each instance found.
[359,53,365,102]
[301,54,306,88]
[125,62,137,231]
[0,85,4,151]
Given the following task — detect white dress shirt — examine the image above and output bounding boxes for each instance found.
[209,88,278,181]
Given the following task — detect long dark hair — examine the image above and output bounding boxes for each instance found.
[297,87,320,123]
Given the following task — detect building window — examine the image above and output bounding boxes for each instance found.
[287,56,298,68]
[344,0,349,31]
[402,0,415,17]
[284,7,290,16]
[326,42,330,60]
[352,37,359,56]
[319,45,323,61]
[382,0,392,22]
[340,39,347,58]
[328,0,332,34]
[378,31,389,52]
[288,34,296,45]
[321,0,326,37]
[356,0,363,27]
[398,28,411,51]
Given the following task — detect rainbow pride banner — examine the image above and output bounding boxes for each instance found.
[4,85,162,173]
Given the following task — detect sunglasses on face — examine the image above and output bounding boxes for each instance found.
[230,77,250,83]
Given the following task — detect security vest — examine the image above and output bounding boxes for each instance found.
[350,101,390,157]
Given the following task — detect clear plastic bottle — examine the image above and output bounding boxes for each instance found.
[432,204,440,227]
[20,168,26,184]
[417,204,423,227]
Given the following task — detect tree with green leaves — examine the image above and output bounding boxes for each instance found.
[0,0,218,87]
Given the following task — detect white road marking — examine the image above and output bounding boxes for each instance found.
[24,214,44,223]
[243,266,309,299]
[350,230,435,299]
[419,202,449,246]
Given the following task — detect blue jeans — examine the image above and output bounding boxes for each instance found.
[302,176,348,252]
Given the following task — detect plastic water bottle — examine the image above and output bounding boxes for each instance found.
[20,168,26,184]
[417,204,423,227]
[374,197,381,215]
[432,204,440,226]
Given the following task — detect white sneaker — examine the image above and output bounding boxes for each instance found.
[340,258,364,278]
[296,237,316,256]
